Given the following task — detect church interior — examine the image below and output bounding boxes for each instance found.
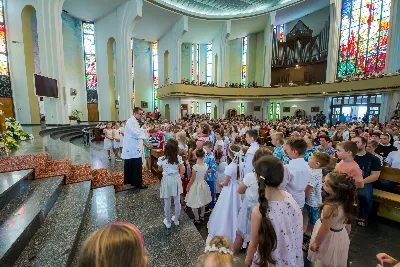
[0,0,400,266]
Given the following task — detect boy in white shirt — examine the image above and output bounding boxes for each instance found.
[240,129,260,180]
[280,137,311,208]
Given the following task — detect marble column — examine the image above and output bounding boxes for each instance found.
[263,12,276,87]
[385,0,400,74]
[325,0,342,83]
[323,97,331,124]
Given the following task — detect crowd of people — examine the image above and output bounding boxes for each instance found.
[82,108,400,266]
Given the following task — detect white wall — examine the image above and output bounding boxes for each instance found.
[277,99,325,118]
[181,98,219,119]
[224,101,262,119]
[286,6,330,36]
[158,16,188,86]
[7,0,68,124]
[199,44,207,82]
[95,0,143,121]
[132,38,153,112]
[62,13,87,120]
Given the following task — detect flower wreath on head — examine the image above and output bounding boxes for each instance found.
[204,244,233,255]
[229,147,243,163]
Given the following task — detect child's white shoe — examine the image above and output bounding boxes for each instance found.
[171,216,179,226]
[163,218,171,229]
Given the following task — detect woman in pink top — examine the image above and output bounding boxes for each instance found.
[245,155,303,267]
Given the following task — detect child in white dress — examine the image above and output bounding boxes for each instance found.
[214,150,227,195]
[103,122,114,160]
[214,130,226,162]
[112,122,122,162]
[157,139,185,229]
[207,144,241,244]
[233,147,272,253]
[185,149,212,224]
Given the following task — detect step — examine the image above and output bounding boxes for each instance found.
[0,176,63,267]
[60,132,84,143]
[39,124,97,137]
[50,128,84,140]
[71,186,116,266]
[60,131,83,142]
[0,170,33,210]
[14,181,91,267]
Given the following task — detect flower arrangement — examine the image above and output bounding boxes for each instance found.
[1,117,34,151]
[71,110,83,122]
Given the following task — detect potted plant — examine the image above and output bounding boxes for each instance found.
[71,110,83,123]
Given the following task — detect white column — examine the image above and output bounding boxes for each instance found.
[263,12,276,87]
[218,99,225,119]
[262,99,270,121]
[158,16,188,86]
[385,0,400,74]
[116,0,143,120]
[326,0,342,83]
[323,97,331,124]
[96,0,143,121]
[212,21,231,86]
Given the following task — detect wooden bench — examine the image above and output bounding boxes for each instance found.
[373,166,400,209]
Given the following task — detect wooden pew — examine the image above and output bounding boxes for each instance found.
[373,166,400,209]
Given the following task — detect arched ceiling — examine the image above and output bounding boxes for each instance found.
[147,0,304,19]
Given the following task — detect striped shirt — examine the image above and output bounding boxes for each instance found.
[335,160,363,183]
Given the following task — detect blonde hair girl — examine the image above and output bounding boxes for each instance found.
[197,236,234,267]
[78,222,147,267]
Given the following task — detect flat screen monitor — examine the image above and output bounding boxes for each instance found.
[34,74,59,98]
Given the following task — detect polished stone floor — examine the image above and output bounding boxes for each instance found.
[1,124,400,267]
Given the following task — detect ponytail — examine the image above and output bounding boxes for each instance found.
[257,181,277,266]
[254,156,284,267]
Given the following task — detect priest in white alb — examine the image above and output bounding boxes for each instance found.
[122,107,149,189]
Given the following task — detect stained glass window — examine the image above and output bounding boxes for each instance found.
[337,0,391,77]
[242,37,247,85]
[275,103,280,120]
[269,102,274,120]
[274,25,285,42]
[196,102,199,114]
[83,22,98,103]
[240,103,245,115]
[0,0,11,98]
[206,43,212,83]
[152,42,159,111]
[206,102,211,115]
[191,101,194,114]
[196,44,199,83]
[191,44,195,82]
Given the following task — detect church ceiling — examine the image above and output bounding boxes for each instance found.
[147,0,303,19]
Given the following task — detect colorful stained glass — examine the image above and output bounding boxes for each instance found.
[0,24,6,53]
[84,35,95,54]
[206,43,212,83]
[191,44,195,81]
[0,1,3,24]
[196,44,199,83]
[86,74,97,91]
[85,55,96,75]
[273,25,285,42]
[242,36,247,85]
[83,23,94,34]
[240,103,245,115]
[152,42,159,110]
[0,53,8,75]
[275,103,280,120]
[337,0,391,77]
[83,22,97,103]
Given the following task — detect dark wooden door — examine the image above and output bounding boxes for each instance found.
[87,103,99,122]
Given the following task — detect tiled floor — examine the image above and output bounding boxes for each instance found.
[3,125,400,267]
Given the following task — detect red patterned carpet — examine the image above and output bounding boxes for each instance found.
[0,153,159,191]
